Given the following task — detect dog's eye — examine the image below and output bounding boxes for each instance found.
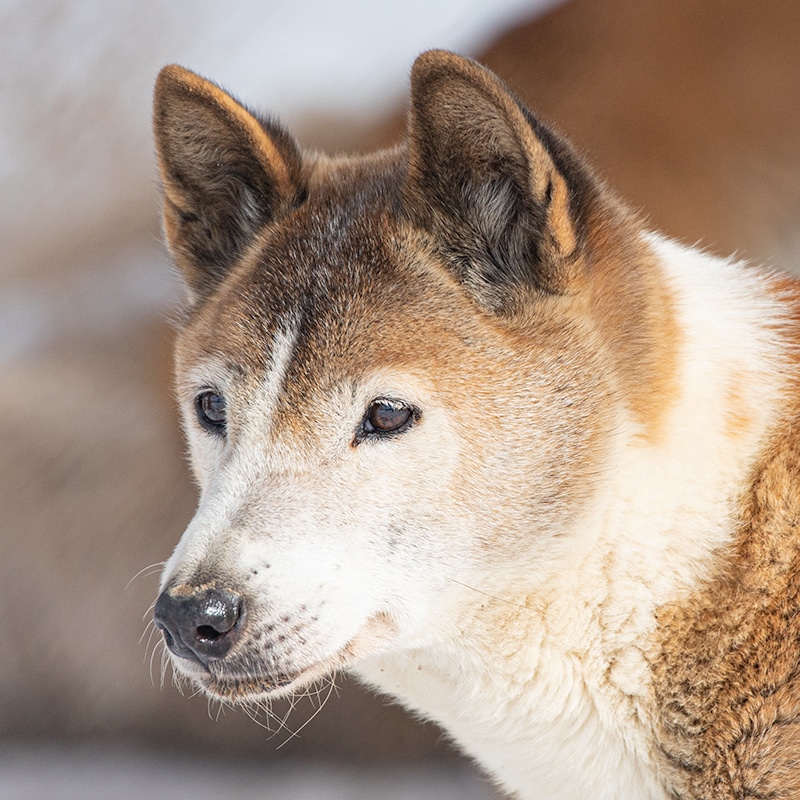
[363,399,416,436]
[195,390,227,434]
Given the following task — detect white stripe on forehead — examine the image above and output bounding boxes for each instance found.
[251,317,302,431]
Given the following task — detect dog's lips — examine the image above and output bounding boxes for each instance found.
[160,635,343,701]
[171,611,398,702]
[196,653,342,702]
[164,650,312,700]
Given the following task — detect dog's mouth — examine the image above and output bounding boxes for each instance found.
[170,611,397,703]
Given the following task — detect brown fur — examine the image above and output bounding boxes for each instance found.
[651,276,800,797]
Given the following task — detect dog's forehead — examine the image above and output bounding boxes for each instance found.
[177,186,481,399]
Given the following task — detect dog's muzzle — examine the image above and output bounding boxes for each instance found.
[154,585,244,666]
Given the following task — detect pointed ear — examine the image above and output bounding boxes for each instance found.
[403,50,588,311]
[153,65,304,300]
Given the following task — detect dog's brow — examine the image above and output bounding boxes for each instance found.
[179,358,241,393]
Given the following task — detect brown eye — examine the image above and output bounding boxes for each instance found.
[195,390,226,434]
[363,399,415,436]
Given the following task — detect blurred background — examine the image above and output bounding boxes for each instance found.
[3,0,800,797]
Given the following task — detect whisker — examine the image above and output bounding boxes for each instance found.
[260,692,305,744]
[447,577,528,610]
[140,599,157,624]
[126,562,166,592]
[256,697,285,735]
[162,652,174,692]
[139,617,158,648]
[209,697,229,723]
[276,678,336,750]
[242,700,277,734]
[188,683,204,700]
[253,699,276,734]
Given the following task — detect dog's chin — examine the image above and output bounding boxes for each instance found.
[197,666,324,703]
[169,657,333,703]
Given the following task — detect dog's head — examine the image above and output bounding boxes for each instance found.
[151,51,659,701]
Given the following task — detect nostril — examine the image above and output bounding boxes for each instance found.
[196,624,222,641]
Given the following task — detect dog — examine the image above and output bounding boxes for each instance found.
[152,50,800,799]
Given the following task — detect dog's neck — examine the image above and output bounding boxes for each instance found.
[355,234,794,800]
[356,584,663,799]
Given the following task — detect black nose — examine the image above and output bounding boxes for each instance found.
[154,586,244,666]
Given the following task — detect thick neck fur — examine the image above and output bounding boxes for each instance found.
[356,234,794,800]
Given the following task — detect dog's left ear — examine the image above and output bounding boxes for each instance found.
[403,50,589,311]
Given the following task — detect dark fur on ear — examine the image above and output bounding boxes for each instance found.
[153,65,304,301]
[403,50,596,311]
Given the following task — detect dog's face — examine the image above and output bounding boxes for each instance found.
[152,51,645,702]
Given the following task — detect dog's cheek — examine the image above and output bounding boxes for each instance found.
[185,433,224,496]
[229,484,444,632]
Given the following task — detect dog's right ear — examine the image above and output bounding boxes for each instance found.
[153,65,303,301]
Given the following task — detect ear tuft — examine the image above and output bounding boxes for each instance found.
[404,50,586,311]
[153,65,304,301]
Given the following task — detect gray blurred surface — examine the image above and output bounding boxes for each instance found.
[0,744,500,800]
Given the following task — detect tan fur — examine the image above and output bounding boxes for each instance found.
[723,372,757,441]
[581,224,682,444]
